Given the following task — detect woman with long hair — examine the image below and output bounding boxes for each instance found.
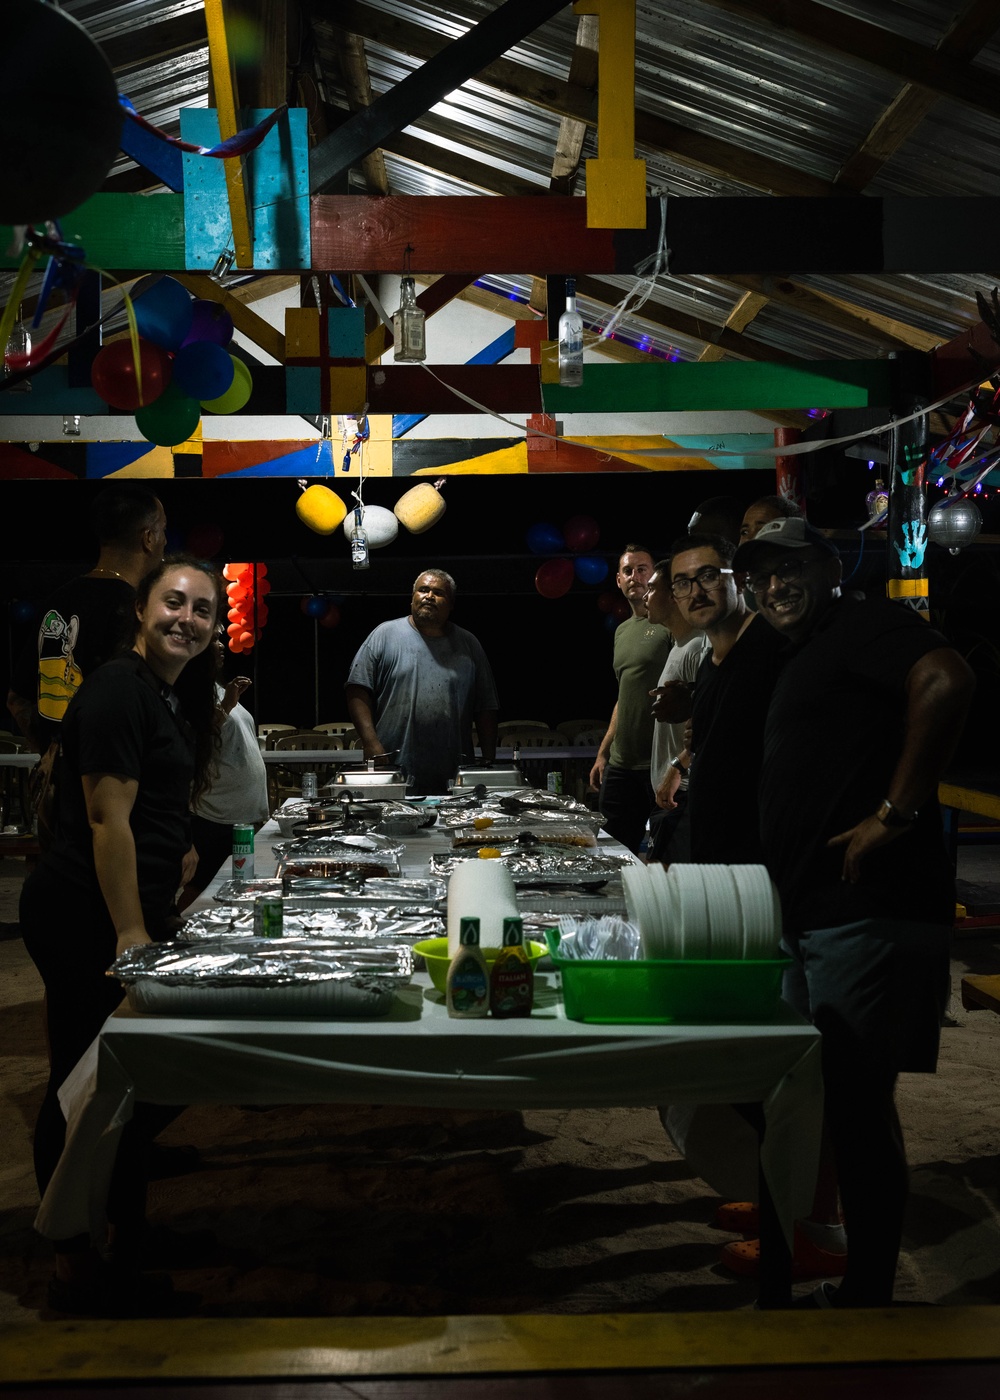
[20,554,223,1314]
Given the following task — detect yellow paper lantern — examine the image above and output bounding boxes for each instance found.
[296,484,347,535]
[394,478,446,534]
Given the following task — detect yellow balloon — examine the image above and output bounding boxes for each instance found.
[296,484,347,535]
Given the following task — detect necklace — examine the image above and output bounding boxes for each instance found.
[89,567,126,581]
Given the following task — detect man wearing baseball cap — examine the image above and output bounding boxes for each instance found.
[734,515,975,1307]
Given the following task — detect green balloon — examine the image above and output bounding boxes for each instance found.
[201,354,252,413]
[135,381,201,447]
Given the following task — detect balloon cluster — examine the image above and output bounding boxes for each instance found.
[224,562,270,654]
[300,596,342,628]
[527,514,608,599]
[90,276,252,447]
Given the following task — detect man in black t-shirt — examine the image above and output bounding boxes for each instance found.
[735,515,975,1307]
[7,484,166,752]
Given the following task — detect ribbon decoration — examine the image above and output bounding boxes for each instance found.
[118,96,289,160]
[0,247,41,377]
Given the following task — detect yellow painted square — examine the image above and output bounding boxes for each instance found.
[328,365,367,414]
[540,340,560,384]
[285,307,320,360]
[586,158,648,229]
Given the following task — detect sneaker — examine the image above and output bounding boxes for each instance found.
[720,1225,848,1280]
[789,1281,841,1309]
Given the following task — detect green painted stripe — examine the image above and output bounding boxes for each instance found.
[1,195,187,271]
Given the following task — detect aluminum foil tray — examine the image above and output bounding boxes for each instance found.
[112,938,413,1019]
[517,889,628,918]
[274,831,404,880]
[429,850,631,888]
[450,823,597,850]
[215,877,360,903]
[180,905,444,943]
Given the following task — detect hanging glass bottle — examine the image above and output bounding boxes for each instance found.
[558,278,584,388]
[3,304,31,392]
[350,506,370,570]
[393,277,426,362]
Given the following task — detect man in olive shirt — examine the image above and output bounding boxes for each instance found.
[589,545,672,852]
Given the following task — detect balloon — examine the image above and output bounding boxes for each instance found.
[91,338,171,411]
[132,275,193,350]
[563,514,601,552]
[134,381,201,447]
[611,598,631,621]
[172,341,236,401]
[574,555,609,586]
[319,602,341,629]
[201,355,253,413]
[526,522,565,555]
[186,522,225,558]
[301,596,327,618]
[181,299,234,349]
[223,562,250,580]
[596,591,617,613]
[535,558,575,599]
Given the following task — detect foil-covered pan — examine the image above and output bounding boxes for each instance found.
[273,831,404,880]
[180,905,444,943]
[428,850,632,888]
[449,823,597,850]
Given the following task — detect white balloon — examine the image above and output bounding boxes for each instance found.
[342,503,399,549]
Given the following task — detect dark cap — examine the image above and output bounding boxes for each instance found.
[733,516,840,572]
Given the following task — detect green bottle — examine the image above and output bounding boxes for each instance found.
[446,917,489,1018]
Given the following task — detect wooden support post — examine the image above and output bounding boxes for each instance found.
[204,0,255,268]
[575,0,647,228]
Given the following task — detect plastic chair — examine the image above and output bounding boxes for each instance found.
[557,718,607,741]
[497,719,550,732]
[258,723,296,749]
[501,728,570,749]
[571,727,605,747]
[271,731,344,803]
[314,721,354,736]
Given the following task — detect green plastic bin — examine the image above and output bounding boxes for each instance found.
[551,954,792,1025]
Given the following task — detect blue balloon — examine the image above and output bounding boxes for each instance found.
[132,275,194,351]
[574,555,609,585]
[526,522,565,555]
[172,341,236,401]
[305,596,327,618]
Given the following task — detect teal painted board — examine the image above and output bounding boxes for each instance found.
[181,110,232,271]
[248,107,310,270]
[181,108,310,271]
[328,307,365,357]
[0,367,107,415]
[286,366,320,414]
[541,360,892,413]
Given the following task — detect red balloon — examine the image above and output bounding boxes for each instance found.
[319,602,341,629]
[596,591,617,613]
[611,598,631,621]
[535,558,575,600]
[563,514,601,552]
[187,522,225,558]
[91,338,172,411]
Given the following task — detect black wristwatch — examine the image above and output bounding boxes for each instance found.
[876,798,916,828]
[670,758,688,775]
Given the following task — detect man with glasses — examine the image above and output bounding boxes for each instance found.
[589,545,672,853]
[734,515,975,1307]
[663,533,785,865]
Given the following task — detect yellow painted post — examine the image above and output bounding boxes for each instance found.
[575,0,647,228]
[204,0,255,268]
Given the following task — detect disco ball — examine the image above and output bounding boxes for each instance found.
[927,496,983,555]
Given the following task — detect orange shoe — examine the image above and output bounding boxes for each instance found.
[720,1225,847,1281]
[714,1201,759,1234]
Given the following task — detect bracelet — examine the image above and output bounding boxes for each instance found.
[670,758,688,775]
[876,798,916,828]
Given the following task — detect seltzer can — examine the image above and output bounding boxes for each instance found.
[253,896,283,938]
[546,770,563,795]
[231,823,255,881]
[301,770,318,800]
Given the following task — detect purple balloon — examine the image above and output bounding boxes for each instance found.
[181,299,235,349]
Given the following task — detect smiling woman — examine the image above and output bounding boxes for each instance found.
[18,554,223,1316]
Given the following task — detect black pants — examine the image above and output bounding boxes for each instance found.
[20,869,178,1250]
[599,765,655,855]
[189,814,238,895]
[646,789,689,864]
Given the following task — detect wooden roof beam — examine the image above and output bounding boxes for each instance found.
[334,30,389,196]
[549,16,599,196]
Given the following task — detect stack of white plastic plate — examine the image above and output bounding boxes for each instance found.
[645,862,680,957]
[667,864,711,959]
[702,864,742,959]
[731,865,782,958]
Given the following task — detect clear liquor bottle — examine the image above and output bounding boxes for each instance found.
[393,276,426,362]
[350,507,370,570]
[558,278,583,388]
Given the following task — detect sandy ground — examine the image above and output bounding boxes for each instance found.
[2,851,1000,1322]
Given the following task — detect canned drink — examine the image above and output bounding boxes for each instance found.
[546,770,563,795]
[232,823,255,881]
[253,896,283,938]
[301,770,318,800]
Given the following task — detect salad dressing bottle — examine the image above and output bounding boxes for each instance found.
[446,917,489,1018]
[490,916,533,1018]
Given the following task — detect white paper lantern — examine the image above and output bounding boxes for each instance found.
[341,503,398,549]
[927,496,983,555]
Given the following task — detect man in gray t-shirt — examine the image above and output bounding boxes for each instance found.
[345,569,499,794]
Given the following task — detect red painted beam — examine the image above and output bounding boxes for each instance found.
[367,364,542,413]
[311,197,617,275]
[930,314,1000,397]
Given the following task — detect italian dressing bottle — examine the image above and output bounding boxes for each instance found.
[490,916,533,1018]
[446,916,489,1018]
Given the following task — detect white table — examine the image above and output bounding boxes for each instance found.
[37,821,822,1302]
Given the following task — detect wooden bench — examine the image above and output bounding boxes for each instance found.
[961,974,1000,1016]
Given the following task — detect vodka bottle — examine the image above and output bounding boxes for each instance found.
[350,506,370,570]
[558,278,584,388]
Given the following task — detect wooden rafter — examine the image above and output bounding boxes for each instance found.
[549,16,599,195]
[836,0,1000,190]
[697,291,770,362]
[725,275,933,351]
[700,0,1000,122]
[334,30,389,195]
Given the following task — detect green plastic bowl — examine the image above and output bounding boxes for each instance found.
[413,936,548,993]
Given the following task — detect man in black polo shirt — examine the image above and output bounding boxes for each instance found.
[735,516,975,1307]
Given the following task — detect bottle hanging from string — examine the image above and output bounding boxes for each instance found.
[393,249,426,362]
[558,277,583,388]
[350,506,370,570]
